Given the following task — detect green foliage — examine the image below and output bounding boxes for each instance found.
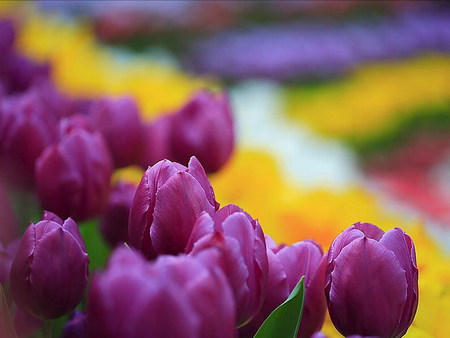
[254,276,305,338]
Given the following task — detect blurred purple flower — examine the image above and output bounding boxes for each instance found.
[170,90,234,173]
[100,181,136,247]
[35,121,113,221]
[87,247,235,338]
[89,97,144,168]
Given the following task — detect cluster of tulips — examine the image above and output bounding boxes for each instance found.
[0,18,419,338]
[2,157,418,337]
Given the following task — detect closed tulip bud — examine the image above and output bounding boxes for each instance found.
[89,97,144,168]
[87,247,235,338]
[0,92,58,185]
[189,204,268,326]
[325,222,418,337]
[10,213,89,319]
[240,237,326,338]
[128,157,219,258]
[62,311,87,338]
[36,124,113,221]
[100,181,136,247]
[138,116,172,168]
[170,90,234,173]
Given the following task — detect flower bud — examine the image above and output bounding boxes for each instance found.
[128,157,218,258]
[35,124,113,221]
[9,213,89,319]
[325,222,418,337]
[89,97,144,168]
[100,181,136,247]
[170,90,234,173]
[189,204,268,326]
[240,237,326,337]
[138,115,172,168]
[0,91,58,185]
[62,311,87,338]
[87,247,235,338]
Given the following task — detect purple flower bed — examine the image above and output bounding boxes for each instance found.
[186,11,450,80]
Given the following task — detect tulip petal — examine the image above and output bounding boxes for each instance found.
[185,212,214,253]
[151,172,215,254]
[187,156,219,210]
[328,237,407,336]
[380,228,418,336]
[29,228,88,319]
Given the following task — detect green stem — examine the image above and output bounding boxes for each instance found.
[42,320,53,338]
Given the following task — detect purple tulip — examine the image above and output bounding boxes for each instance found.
[9,212,89,319]
[170,90,234,173]
[100,181,136,247]
[128,157,219,258]
[87,247,235,338]
[188,204,268,326]
[240,237,326,337]
[138,115,172,168]
[0,91,58,185]
[89,97,144,168]
[62,311,87,338]
[0,19,15,57]
[35,122,113,221]
[325,222,418,337]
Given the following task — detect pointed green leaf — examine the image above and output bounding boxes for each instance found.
[254,276,305,338]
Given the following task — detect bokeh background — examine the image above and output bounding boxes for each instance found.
[1,1,449,336]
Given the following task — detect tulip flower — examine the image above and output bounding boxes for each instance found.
[35,122,113,221]
[170,90,234,173]
[0,91,58,185]
[9,213,89,319]
[138,116,172,168]
[240,237,326,338]
[87,247,235,338]
[100,181,136,247]
[62,311,87,338]
[325,222,418,337]
[89,97,144,168]
[188,204,268,326]
[128,157,219,258]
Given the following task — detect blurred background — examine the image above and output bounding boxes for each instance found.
[1,1,449,336]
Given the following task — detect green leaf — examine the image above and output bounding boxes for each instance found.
[254,276,305,338]
[79,219,111,272]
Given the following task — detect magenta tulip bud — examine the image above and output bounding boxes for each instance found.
[170,90,234,173]
[100,181,136,247]
[89,97,144,168]
[62,311,87,338]
[9,213,89,319]
[189,204,268,326]
[138,116,172,168]
[240,237,326,337]
[0,92,58,184]
[128,157,219,258]
[36,124,113,221]
[87,247,235,338]
[325,222,418,337]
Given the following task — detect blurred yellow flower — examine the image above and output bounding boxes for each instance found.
[285,56,450,142]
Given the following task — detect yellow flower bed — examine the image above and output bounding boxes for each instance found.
[285,55,450,141]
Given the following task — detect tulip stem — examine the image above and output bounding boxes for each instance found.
[42,320,53,338]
